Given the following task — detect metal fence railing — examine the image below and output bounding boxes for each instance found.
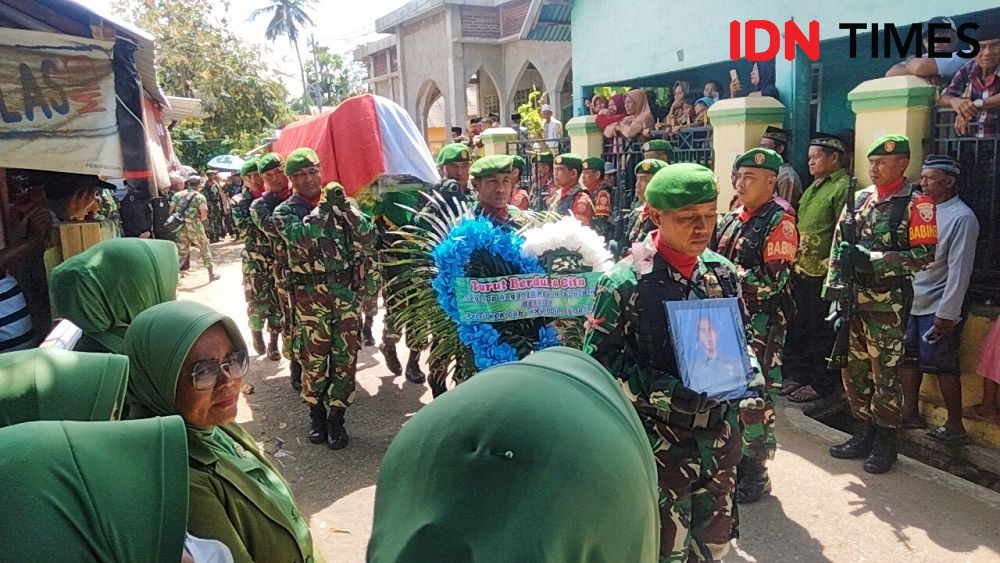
[926,108,1000,302]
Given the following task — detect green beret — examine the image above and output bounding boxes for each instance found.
[511,155,526,169]
[554,153,583,172]
[642,139,673,155]
[469,155,515,179]
[240,158,259,176]
[634,159,668,176]
[734,148,783,174]
[582,156,605,172]
[284,147,320,175]
[258,152,285,173]
[867,134,910,157]
[532,151,554,165]
[437,143,472,166]
[645,163,719,212]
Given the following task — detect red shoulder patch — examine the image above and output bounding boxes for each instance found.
[594,190,612,216]
[909,194,938,246]
[764,215,798,262]
[574,194,593,225]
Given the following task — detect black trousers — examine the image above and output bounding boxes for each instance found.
[783,274,839,397]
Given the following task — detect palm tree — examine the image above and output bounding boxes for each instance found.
[250,0,316,113]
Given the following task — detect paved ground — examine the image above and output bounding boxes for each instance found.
[182,240,1000,562]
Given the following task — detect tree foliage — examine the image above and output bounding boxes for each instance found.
[301,43,366,108]
[517,88,546,139]
[113,0,295,167]
[249,0,316,113]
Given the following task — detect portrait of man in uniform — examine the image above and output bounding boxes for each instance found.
[667,299,753,400]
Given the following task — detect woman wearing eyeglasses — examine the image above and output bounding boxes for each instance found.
[124,300,318,563]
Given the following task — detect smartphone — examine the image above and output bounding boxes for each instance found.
[730,69,739,81]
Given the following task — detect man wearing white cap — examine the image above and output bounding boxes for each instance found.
[541,103,563,151]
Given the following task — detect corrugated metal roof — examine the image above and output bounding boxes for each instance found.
[521,0,570,42]
[537,3,570,24]
[525,23,570,42]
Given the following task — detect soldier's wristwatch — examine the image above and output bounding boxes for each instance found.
[973,99,984,109]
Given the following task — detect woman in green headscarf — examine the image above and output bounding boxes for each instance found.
[49,238,180,353]
[0,416,189,561]
[125,300,318,563]
[0,348,128,427]
[367,347,661,562]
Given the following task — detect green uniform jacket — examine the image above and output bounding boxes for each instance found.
[186,422,320,563]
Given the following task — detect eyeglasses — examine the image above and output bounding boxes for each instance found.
[189,350,249,391]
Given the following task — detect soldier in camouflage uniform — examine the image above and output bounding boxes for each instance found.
[712,148,798,504]
[250,153,294,365]
[547,153,594,226]
[202,172,225,243]
[272,148,373,450]
[509,155,531,211]
[94,182,121,238]
[642,139,673,163]
[581,156,612,240]
[625,159,668,248]
[170,176,219,281]
[356,193,381,348]
[470,155,524,229]
[232,158,282,358]
[584,163,763,562]
[825,134,937,474]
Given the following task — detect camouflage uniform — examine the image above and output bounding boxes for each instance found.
[94,187,121,237]
[626,204,657,247]
[824,182,937,428]
[584,236,762,562]
[170,188,213,270]
[713,198,798,461]
[272,186,373,408]
[232,188,280,334]
[251,192,295,360]
[203,182,225,242]
[547,185,594,226]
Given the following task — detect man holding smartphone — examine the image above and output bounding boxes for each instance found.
[900,155,979,445]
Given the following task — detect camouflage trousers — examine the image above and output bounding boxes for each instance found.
[381,261,426,351]
[176,224,213,270]
[740,310,785,461]
[293,281,361,408]
[649,412,742,562]
[242,250,280,333]
[272,262,296,361]
[361,259,381,319]
[843,307,905,428]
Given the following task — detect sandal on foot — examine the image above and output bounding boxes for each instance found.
[780,381,804,396]
[927,426,970,446]
[789,385,820,403]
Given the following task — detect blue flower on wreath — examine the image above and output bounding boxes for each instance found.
[432,217,551,370]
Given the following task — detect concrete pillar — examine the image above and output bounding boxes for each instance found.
[565,115,603,159]
[848,76,936,186]
[705,96,786,212]
[444,6,467,134]
[480,127,517,156]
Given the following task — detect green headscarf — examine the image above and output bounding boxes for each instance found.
[0,416,188,561]
[124,300,246,419]
[0,349,128,428]
[49,239,180,354]
[368,347,660,562]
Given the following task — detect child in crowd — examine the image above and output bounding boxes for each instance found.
[976,316,1000,422]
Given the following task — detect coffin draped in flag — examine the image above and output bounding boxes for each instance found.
[273,93,440,196]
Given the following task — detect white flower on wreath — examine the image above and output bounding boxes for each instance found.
[520,217,614,272]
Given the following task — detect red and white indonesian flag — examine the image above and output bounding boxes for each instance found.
[274,94,440,196]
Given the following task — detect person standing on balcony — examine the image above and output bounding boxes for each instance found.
[759,126,803,209]
[940,22,1000,138]
[885,17,968,84]
[782,133,852,408]
[825,135,937,475]
[900,155,978,445]
[540,104,563,151]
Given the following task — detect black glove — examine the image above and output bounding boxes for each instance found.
[839,242,873,273]
[671,385,712,415]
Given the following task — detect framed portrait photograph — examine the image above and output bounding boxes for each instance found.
[664,298,755,401]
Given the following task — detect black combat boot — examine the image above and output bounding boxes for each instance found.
[829,421,877,459]
[307,404,327,444]
[863,427,898,474]
[362,316,376,347]
[289,361,302,391]
[267,331,281,361]
[735,457,772,504]
[251,330,265,355]
[326,407,349,450]
[380,343,402,376]
[404,350,426,384]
